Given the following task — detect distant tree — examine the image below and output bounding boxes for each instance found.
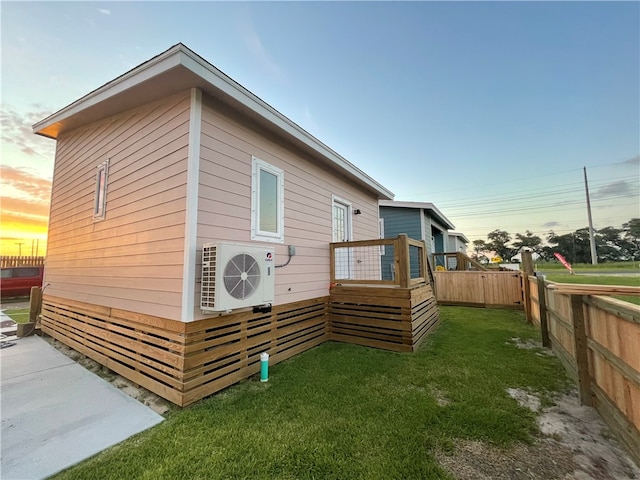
[622,218,640,260]
[471,239,489,259]
[596,226,625,262]
[487,229,513,261]
[546,228,592,264]
[512,230,543,254]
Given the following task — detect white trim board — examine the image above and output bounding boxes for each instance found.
[181,88,202,322]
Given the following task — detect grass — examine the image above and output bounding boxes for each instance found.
[52,307,570,480]
[544,274,640,305]
[2,308,30,323]
[536,261,639,271]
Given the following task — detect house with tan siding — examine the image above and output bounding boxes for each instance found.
[33,44,403,405]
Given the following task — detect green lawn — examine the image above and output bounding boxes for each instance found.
[537,261,639,271]
[2,308,30,323]
[52,307,569,480]
[544,274,640,305]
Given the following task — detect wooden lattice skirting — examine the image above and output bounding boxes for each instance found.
[41,295,328,406]
[41,285,439,406]
[328,283,439,352]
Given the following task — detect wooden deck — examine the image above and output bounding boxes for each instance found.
[38,236,440,406]
[329,283,438,352]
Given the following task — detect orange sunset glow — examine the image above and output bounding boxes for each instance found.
[0,164,51,256]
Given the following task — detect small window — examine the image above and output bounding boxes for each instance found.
[94,160,109,220]
[251,157,284,243]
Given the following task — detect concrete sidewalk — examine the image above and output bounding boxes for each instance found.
[1,335,164,479]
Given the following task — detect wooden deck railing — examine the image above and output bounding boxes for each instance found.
[431,252,487,271]
[330,234,429,288]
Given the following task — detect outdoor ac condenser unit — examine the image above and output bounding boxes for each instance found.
[201,242,275,313]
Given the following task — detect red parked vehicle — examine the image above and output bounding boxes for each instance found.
[0,266,44,297]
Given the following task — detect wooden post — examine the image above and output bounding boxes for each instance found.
[521,250,534,322]
[29,286,42,324]
[537,276,551,348]
[419,240,428,283]
[329,243,336,284]
[571,294,593,406]
[397,234,411,289]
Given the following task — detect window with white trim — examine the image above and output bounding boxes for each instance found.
[251,157,284,243]
[94,160,109,220]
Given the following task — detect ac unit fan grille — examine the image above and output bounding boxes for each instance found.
[224,253,261,300]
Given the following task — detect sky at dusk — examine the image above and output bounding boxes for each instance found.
[1,1,639,256]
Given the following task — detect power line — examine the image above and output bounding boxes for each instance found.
[401,161,638,199]
[435,175,638,210]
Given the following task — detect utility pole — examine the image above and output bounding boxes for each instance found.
[14,242,24,256]
[583,167,598,265]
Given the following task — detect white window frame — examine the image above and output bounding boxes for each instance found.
[331,195,353,243]
[251,156,285,243]
[93,159,109,220]
[378,217,385,255]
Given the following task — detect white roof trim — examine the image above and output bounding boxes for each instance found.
[34,44,393,200]
[448,231,470,243]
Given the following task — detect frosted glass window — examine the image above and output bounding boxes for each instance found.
[94,160,109,220]
[251,157,284,243]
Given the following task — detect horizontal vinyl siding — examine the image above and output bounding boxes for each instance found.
[194,95,380,319]
[44,91,191,320]
[379,207,422,240]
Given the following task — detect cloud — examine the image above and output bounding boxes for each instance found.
[592,180,637,199]
[542,221,561,228]
[0,211,49,233]
[618,155,640,167]
[0,165,52,203]
[98,8,111,15]
[1,195,50,218]
[1,106,56,161]
[238,10,285,82]
[300,104,321,136]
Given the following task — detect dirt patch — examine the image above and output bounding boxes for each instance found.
[536,390,639,480]
[41,335,172,416]
[437,388,639,480]
[508,337,555,356]
[436,437,576,480]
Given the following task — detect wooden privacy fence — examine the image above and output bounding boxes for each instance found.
[432,250,640,464]
[433,270,523,308]
[1,256,45,268]
[526,275,640,465]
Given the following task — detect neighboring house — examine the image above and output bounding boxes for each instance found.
[33,43,394,405]
[378,200,455,275]
[446,231,470,270]
[447,231,469,254]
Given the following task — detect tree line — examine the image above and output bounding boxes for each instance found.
[471,218,640,264]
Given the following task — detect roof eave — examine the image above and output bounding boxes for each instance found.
[33,44,393,200]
